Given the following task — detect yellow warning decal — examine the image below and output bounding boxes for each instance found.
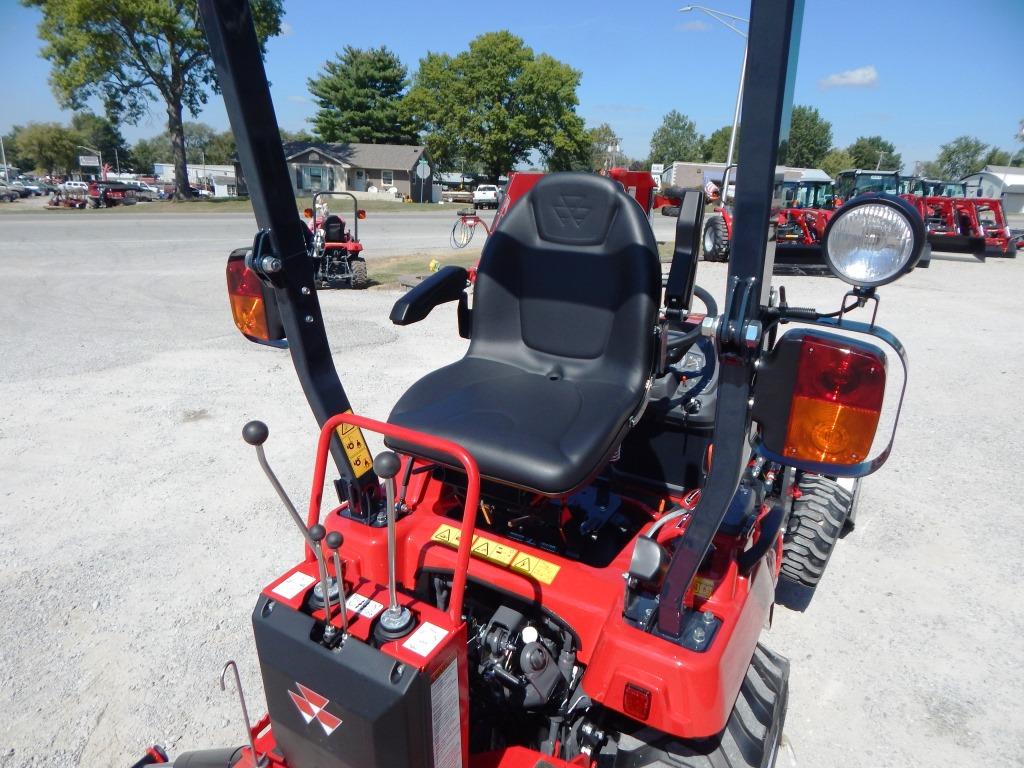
[693,577,715,599]
[335,410,373,478]
[430,523,559,583]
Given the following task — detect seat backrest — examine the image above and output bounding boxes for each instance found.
[322,214,346,243]
[469,173,661,392]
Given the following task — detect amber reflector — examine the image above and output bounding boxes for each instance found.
[784,336,886,465]
[226,258,270,340]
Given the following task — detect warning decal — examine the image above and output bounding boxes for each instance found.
[430,660,463,768]
[693,577,715,599]
[335,410,373,478]
[430,523,559,584]
[272,571,315,600]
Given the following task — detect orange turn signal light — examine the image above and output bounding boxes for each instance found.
[357,209,367,220]
[226,257,271,341]
[783,336,886,465]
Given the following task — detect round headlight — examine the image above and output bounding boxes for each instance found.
[822,194,924,287]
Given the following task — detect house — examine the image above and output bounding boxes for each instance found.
[961,165,1024,215]
[238,141,435,202]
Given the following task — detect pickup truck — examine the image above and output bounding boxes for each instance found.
[472,184,500,209]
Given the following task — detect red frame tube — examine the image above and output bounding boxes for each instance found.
[306,412,481,625]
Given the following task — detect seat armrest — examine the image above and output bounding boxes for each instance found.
[390,265,469,325]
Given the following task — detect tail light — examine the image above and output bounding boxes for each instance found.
[753,328,899,475]
[785,336,885,464]
[225,250,286,346]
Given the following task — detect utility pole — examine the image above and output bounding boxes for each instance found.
[0,136,8,181]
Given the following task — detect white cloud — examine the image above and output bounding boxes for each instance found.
[281,21,294,36]
[819,65,878,89]
[677,20,709,31]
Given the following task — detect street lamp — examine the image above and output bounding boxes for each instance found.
[76,143,104,181]
[679,5,748,204]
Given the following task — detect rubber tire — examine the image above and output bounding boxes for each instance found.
[349,259,368,289]
[702,216,729,262]
[611,643,789,767]
[779,475,851,590]
[662,205,681,217]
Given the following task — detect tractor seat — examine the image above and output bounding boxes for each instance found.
[322,214,348,243]
[387,173,661,495]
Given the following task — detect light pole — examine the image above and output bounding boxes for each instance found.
[76,143,104,181]
[679,5,748,204]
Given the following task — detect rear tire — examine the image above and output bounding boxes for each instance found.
[661,205,681,217]
[778,474,850,595]
[702,216,729,261]
[349,259,368,289]
[611,643,789,767]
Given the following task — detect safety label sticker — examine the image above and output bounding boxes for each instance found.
[430,523,560,584]
[345,593,384,619]
[403,621,449,657]
[693,577,715,599]
[431,660,463,768]
[272,571,315,600]
[335,410,374,478]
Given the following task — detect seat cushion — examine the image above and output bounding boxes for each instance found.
[387,356,642,495]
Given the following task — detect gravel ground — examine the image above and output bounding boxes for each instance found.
[0,213,1022,767]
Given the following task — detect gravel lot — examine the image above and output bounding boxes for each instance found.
[0,211,1022,767]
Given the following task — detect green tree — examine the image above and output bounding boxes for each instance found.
[917,160,944,179]
[585,123,619,170]
[647,110,702,167]
[404,31,589,179]
[308,46,417,144]
[820,149,855,178]
[982,146,1011,167]
[131,133,171,175]
[71,112,132,171]
[26,0,283,198]
[13,122,79,173]
[701,125,736,163]
[2,126,28,172]
[280,128,314,143]
[784,106,832,168]
[846,135,902,171]
[934,135,987,179]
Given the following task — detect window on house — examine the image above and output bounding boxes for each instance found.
[381,170,394,187]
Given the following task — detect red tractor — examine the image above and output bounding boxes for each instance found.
[898,177,1016,258]
[302,191,370,288]
[137,2,926,767]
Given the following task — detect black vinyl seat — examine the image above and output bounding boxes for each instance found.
[322,214,348,243]
[387,173,661,495]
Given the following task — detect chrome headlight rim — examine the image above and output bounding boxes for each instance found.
[822,193,925,288]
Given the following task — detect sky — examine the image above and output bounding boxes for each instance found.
[1,0,1022,170]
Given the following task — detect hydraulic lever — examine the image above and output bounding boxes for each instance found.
[242,421,315,551]
[326,530,348,636]
[373,451,415,640]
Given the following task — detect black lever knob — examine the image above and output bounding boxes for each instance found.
[242,420,269,446]
[373,451,401,479]
[309,523,326,543]
[326,531,343,551]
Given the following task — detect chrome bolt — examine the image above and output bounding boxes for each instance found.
[700,315,719,338]
[301,286,311,295]
[304,315,314,324]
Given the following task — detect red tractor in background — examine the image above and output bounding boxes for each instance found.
[898,177,1016,258]
[302,191,371,288]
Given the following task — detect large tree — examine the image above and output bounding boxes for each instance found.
[701,125,736,164]
[586,123,619,170]
[934,135,987,179]
[308,45,418,144]
[12,122,80,174]
[846,135,902,171]
[784,106,832,168]
[404,31,589,179]
[26,0,283,198]
[820,149,855,178]
[647,110,702,167]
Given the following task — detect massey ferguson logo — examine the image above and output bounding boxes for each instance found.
[288,682,342,736]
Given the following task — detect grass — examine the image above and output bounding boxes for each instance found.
[0,195,461,215]
[367,249,481,288]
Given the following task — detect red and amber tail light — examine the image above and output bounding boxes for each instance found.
[784,335,885,464]
[225,250,286,346]
[754,329,889,471]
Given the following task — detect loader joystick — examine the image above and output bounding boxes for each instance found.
[242,420,269,446]
[326,531,348,635]
[374,450,415,640]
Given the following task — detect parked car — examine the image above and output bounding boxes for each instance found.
[473,184,499,209]
[125,180,159,201]
[17,177,44,195]
[0,181,19,202]
[8,181,33,198]
[61,180,90,194]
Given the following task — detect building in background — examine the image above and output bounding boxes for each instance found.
[152,162,236,192]
[961,165,1024,215]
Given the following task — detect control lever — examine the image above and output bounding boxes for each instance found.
[220,660,266,767]
[309,524,337,639]
[326,531,348,636]
[373,451,414,639]
[242,421,315,551]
